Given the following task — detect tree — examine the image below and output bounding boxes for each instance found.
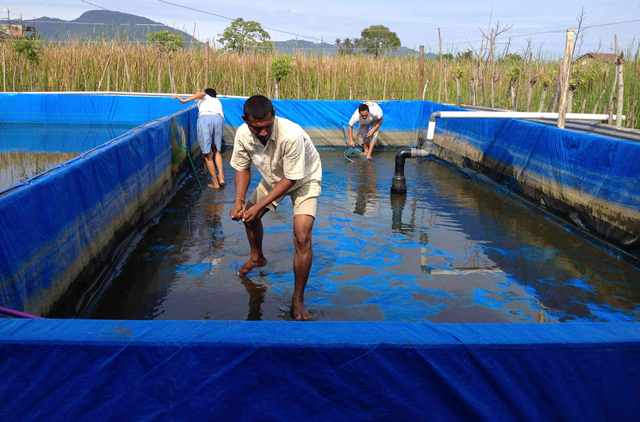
[358,25,400,57]
[12,38,41,64]
[271,55,294,99]
[456,49,474,61]
[147,30,184,52]
[218,18,272,53]
[336,38,357,55]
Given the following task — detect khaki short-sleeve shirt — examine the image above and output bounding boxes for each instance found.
[230,117,322,190]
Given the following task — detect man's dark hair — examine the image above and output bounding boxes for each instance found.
[358,103,369,112]
[204,88,217,97]
[243,95,275,120]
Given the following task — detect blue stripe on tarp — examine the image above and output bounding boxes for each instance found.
[218,97,440,131]
[0,319,639,420]
[0,93,187,125]
[0,122,136,153]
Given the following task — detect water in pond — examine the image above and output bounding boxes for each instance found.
[0,122,135,193]
[87,150,640,322]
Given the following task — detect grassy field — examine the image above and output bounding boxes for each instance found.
[2,41,639,128]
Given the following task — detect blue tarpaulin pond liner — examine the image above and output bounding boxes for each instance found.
[0,93,198,314]
[1,93,640,419]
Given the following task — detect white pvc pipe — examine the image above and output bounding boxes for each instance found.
[426,120,436,141]
[427,111,626,140]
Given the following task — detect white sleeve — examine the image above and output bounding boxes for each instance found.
[283,134,306,180]
[348,109,360,127]
[371,103,383,120]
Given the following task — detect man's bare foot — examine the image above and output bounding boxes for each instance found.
[207,182,221,190]
[291,300,312,321]
[366,156,373,160]
[238,256,267,276]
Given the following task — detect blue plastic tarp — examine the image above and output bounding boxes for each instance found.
[0,94,197,313]
[1,319,639,420]
[432,112,640,246]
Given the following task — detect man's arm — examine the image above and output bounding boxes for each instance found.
[347,109,360,146]
[174,91,205,104]
[242,177,296,223]
[367,117,384,137]
[230,168,251,220]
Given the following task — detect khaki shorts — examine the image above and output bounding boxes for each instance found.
[358,125,380,144]
[250,180,321,217]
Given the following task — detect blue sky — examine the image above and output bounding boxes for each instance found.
[4,0,640,56]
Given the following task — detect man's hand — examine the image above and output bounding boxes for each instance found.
[367,128,376,138]
[241,204,263,223]
[230,199,245,221]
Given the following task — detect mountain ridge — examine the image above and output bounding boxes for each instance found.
[3,10,424,56]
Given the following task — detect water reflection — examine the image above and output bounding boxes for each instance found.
[0,122,135,193]
[0,151,77,192]
[351,162,378,216]
[239,275,266,320]
[77,151,640,322]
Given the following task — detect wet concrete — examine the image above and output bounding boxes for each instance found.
[85,150,640,322]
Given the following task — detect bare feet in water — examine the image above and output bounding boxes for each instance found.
[238,256,267,276]
[208,182,221,190]
[291,299,312,321]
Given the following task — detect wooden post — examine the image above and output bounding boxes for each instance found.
[437,28,443,103]
[615,53,624,128]
[418,45,425,99]
[1,45,6,92]
[557,28,576,129]
[608,35,619,125]
[205,41,210,87]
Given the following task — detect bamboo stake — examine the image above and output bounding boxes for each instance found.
[557,28,576,128]
[418,45,425,99]
[608,35,619,124]
[616,53,624,127]
[437,28,443,103]
[1,45,5,92]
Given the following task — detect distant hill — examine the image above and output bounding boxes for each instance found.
[3,10,429,57]
[273,39,426,57]
[1,10,200,45]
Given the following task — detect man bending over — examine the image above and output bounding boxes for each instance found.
[229,95,322,321]
[347,101,384,160]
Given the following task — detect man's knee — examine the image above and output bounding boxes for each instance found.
[293,226,312,251]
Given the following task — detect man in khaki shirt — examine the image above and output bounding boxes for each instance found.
[230,95,322,321]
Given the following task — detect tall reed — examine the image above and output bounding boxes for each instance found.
[1,40,638,128]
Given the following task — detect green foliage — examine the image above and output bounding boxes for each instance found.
[456,50,474,61]
[271,55,294,82]
[441,53,454,61]
[218,18,272,53]
[359,25,400,57]
[147,30,184,52]
[501,53,524,64]
[571,63,606,90]
[336,38,357,55]
[507,66,522,84]
[539,71,556,88]
[12,38,41,63]
[453,65,465,80]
